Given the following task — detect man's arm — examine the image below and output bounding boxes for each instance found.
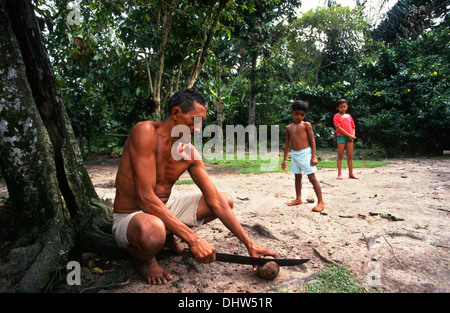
[188,160,277,260]
[127,123,203,251]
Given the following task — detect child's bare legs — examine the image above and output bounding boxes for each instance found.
[307,173,324,212]
[287,174,303,206]
[345,142,359,179]
[337,142,359,179]
[336,143,345,179]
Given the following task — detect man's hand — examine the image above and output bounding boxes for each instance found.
[349,135,357,141]
[188,237,216,264]
[281,160,287,170]
[248,244,278,271]
[310,156,318,166]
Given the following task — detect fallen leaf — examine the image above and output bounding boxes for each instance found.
[90,267,104,274]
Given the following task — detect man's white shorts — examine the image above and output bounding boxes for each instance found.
[112,193,203,249]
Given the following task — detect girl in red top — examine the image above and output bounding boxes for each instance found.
[333,99,359,179]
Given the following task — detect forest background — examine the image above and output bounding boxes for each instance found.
[37,0,449,157]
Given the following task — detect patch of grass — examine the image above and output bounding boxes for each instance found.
[316,159,389,169]
[176,179,195,185]
[204,153,388,174]
[298,264,376,293]
[204,153,283,174]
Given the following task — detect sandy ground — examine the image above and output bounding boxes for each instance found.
[81,155,450,293]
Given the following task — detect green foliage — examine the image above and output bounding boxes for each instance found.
[372,0,450,43]
[207,0,301,125]
[289,10,449,156]
[41,0,153,152]
[350,27,450,155]
[287,5,368,86]
[292,81,351,147]
[35,1,448,156]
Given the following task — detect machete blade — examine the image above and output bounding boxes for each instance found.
[182,249,309,267]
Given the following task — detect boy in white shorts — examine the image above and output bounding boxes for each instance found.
[289,147,317,175]
[281,100,325,212]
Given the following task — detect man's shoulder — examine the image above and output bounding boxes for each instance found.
[134,120,157,130]
[130,121,159,136]
[127,121,159,149]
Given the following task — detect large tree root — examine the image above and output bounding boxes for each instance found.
[0,221,74,292]
[0,199,127,293]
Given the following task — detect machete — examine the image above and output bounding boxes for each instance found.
[182,248,309,267]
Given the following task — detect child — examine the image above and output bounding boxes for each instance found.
[281,100,325,212]
[333,99,359,180]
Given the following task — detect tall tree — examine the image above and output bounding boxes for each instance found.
[220,0,300,125]
[373,0,450,42]
[0,0,117,292]
[183,0,229,89]
[287,5,368,86]
[119,0,231,119]
[152,0,179,120]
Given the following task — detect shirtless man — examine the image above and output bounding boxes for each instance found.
[281,100,325,212]
[113,89,277,284]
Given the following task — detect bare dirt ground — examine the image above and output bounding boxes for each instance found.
[80,154,449,293]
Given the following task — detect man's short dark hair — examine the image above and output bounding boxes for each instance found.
[292,100,308,112]
[167,88,207,114]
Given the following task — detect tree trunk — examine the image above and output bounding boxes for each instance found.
[0,0,121,293]
[154,0,177,120]
[184,0,228,89]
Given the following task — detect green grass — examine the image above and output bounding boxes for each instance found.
[276,264,378,293]
[204,153,389,174]
[299,264,375,293]
[316,159,389,169]
[176,179,195,185]
[206,156,283,174]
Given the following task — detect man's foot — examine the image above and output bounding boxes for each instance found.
[135,257,173,285]
[336,175,343,180]
[349,175,359,179]
[287,199,303,206]
[312,203,325,212]
[164,233,186,255]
